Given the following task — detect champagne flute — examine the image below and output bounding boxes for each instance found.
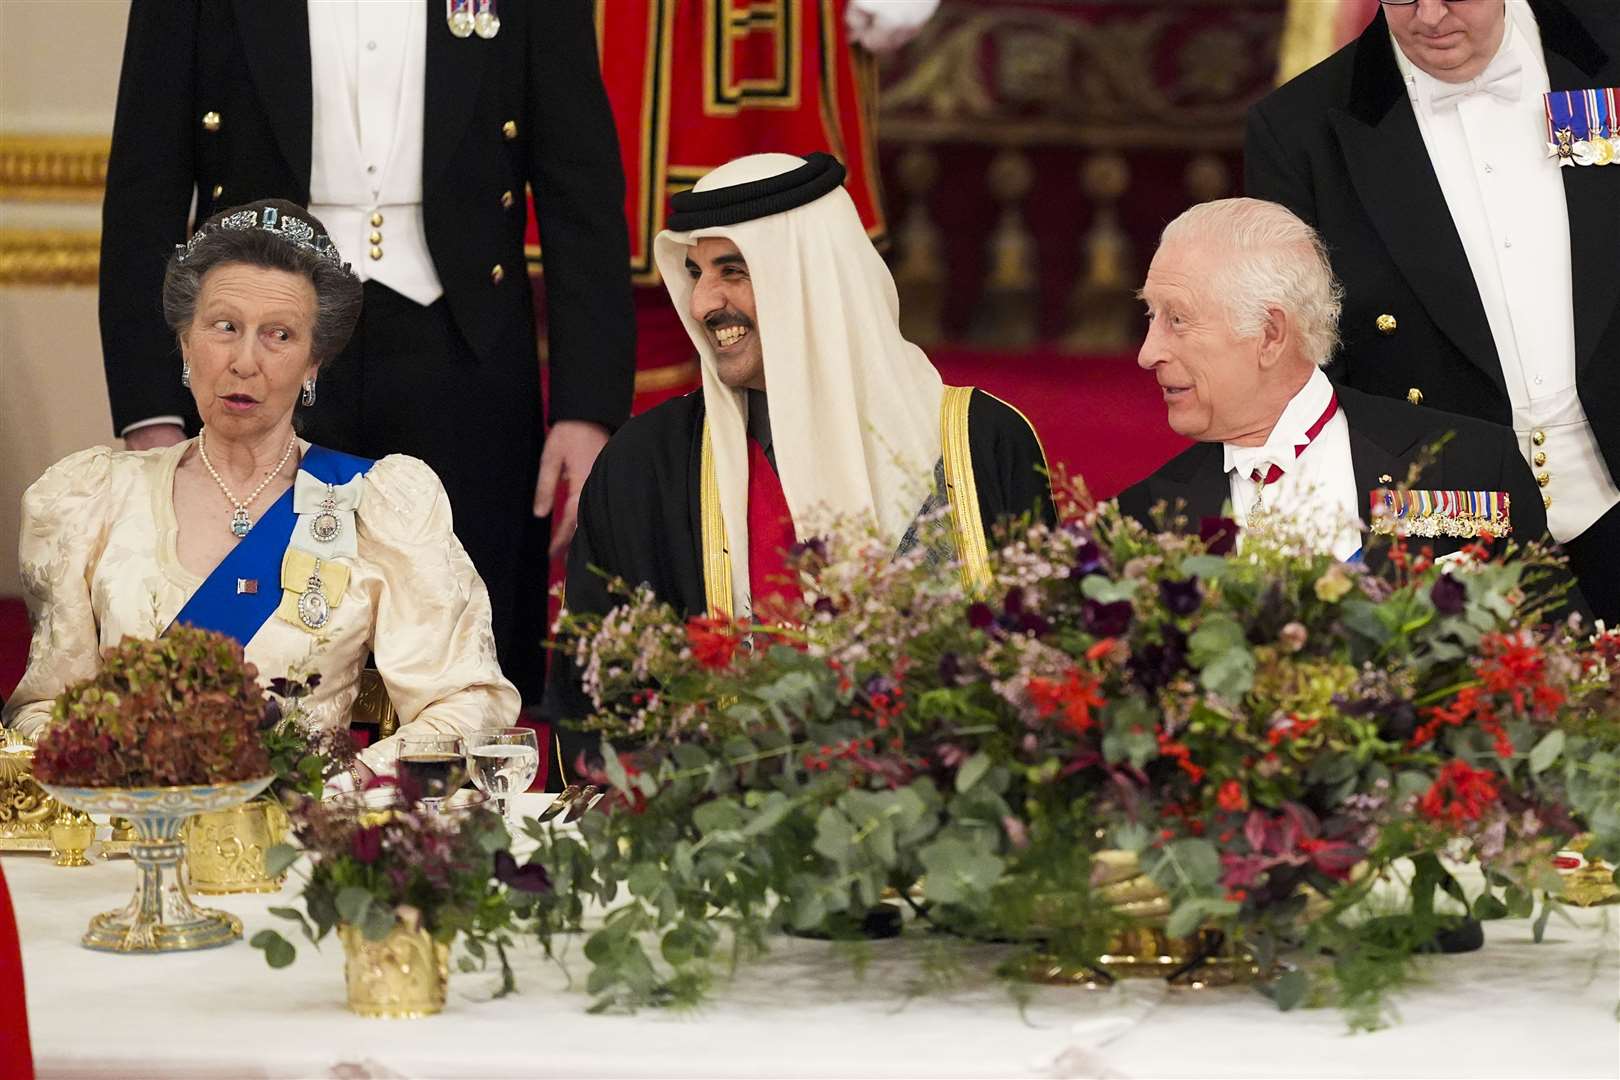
[396,731,467,812]
[465,727,540,823]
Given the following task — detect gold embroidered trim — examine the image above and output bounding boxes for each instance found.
[941,385,992,595]
[699,419,735,619]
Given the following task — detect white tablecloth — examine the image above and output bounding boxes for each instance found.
[7,795,1618,1079]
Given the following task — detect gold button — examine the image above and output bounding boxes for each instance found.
[369,230,382,244]
[1376,313,1398,336]
[1544,494,1552,509]
[500,189,515,209]
[490,263,505,284]
[1406,387,1424,406]
[370,211,384,227]
[1537,472,1551,487]
[202,111,221,132]
[211,184,223,198]
[369,246,383,260]
[1532,430,1546,446]
[1533,450,1547,467]
[502,120,518,140]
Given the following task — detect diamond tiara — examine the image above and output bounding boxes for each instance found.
[174,206,351,271]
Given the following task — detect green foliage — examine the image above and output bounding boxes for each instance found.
[536,496,1620,1022]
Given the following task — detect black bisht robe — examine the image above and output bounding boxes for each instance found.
[544,387,1052,766]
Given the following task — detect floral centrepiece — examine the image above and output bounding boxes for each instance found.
[532,484,1620,1025]
[33,626,271,787]
[252,780,551,1010]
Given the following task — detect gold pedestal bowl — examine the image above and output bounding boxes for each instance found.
[38,775,275,953]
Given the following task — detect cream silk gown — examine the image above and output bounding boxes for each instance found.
[2,441,518,778]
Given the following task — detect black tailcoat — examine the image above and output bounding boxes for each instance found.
[1117,386,1552,566]
[1243,1,1620,476]
[98,0,633,434]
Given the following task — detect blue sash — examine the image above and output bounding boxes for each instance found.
[169,444,374,645]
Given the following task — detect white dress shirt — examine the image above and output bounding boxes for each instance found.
[1225,367,1362,561]
[122,1,443,438]
[308,0,443,306]
[1393,2,1619,542]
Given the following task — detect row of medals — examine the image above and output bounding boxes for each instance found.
[447,0,500,39]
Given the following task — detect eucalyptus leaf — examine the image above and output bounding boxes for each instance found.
[264,842,300,878]
[1472,893,1509,920]
[813,806,856,864]
[361,902,396,942]
[334,885,373,926]
[955,752,991,794]
[1528,730,1565,775]
[1262,967,1309,1012]
[250,929,296,969]
[1180,555,1229,579]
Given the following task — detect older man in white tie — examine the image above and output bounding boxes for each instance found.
[1117,198,1554,579]
[1244,0,1620,618]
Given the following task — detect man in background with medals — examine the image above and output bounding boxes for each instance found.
[1245,0,1620,620]
[97,0,634,701]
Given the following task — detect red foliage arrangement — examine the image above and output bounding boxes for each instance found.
[32,626,271,787]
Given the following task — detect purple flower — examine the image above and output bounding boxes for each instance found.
[812,597,837,616]
[1072,541,1106,579]
[1003,587,1028,616]
[493,850,551,894]
[1199,517,1239,556]
[790,537,828,563]
[1129,627,1188,692]
[1082,599,1133,638]
[967,603,996,630]
[1159,576,1202,617]
[1430,573,1468,616]
[938,652,964,685]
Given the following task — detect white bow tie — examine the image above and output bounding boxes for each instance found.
[1229,446,1289,482]
[1427,57,1523,112]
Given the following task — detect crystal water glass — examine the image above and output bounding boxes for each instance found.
[465,727,541,822]
[396,732,467,812]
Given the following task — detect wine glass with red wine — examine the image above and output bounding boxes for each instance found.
[396,731,467,812]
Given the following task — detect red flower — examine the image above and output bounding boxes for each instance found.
[685,616,741,670]
[1026,668,1106,736]
[351,825,383,865]
[1216,779,1247,812]
[1417,760,1501,827]
[1156,732,1205,782]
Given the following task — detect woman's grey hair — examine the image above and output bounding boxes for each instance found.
[1159,197,1345,368]
[161,199,362,367]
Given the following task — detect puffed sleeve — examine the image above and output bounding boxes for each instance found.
[3,448,115,740]
[354,455,519,774]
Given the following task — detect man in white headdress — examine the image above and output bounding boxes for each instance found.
[547,151,1051,730]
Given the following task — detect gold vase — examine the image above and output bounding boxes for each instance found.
[340,923,451,1018]
[1557,836,1620,908]
[183,797,290,894]
[1020,850,1262,987]
[47,807,95,867]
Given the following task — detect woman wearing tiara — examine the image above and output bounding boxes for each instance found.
[3,200,515,789]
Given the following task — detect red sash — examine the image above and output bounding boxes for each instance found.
[747,437,800,623]
[0,863,33,1079]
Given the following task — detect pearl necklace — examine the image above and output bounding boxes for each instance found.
[198,429,298,538]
